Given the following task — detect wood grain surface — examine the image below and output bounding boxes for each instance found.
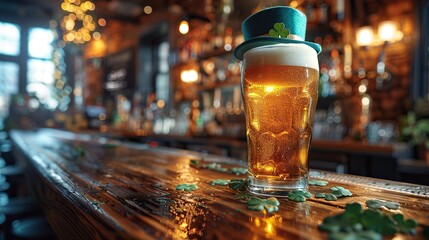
[11,129,429,240]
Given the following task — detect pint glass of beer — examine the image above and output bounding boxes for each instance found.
[234,6,321,195]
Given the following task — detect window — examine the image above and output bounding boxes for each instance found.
[0,61,19,118]
[0,22,20,56]
[26,27,56,109]
[0,21,60,119]
[28,28,54,59]
[0,22,20,118]
[0,61,19,95]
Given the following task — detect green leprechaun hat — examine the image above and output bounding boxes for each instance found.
[234,6,322,60]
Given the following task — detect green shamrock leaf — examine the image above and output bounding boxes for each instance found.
[210,179,230,186]
[308,179,329,186]
[345,202,363,217]
[315,193,326,198]
[228,179,248,191]
[392,214,418,234]
[247,197,264,211]
[247,196,280,213]
[234,192,252,201]
[176,183,198,191]
[361,209,396,235]
[190,159,200,167]
[268,22,290,38]
[104,143,117,148]
[231,167,248,175]
[329,231,382,240]
[365,199,400,210]
[319,203,364,233]
[331,186,352,197]
[316,192,338,201]
[203,163,228,172]
[316,186,352,201]
[324,193,338,201]
[319,203,418,239]
[287,189,313,202]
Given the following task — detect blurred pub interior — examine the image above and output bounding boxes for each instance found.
[0,1,427,237]
[0,0,429,186]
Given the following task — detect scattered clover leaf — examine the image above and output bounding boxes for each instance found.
[329,231,382,240]
[203,163,228,172]
[324,193,338,201]
[365,199,400,210]
[190,159,200,167]
[331,186,352,197]
[344,202,363,217]
[315,193,326,198]
[316,186,351,201]
[320,203,364,233]
[247,196,280,213]
[247,197,264,211]
[287,190,313,202]
[102,143,118,148]
[268,22,289,38]
[176,183,198,191]
[210,179,230,186]
[231,167,248,175]
[392,214,418,234]
[228,179,248,191]
[319,203,418,239]
[361,209,396,235]
[308,179,329,186]
[234,192,252,201]
[316,193,338,201]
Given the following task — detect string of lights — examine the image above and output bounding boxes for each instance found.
[60,0,104,44]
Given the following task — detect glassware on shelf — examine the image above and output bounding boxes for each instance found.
[366,121,397,144]
[313,100,346,140]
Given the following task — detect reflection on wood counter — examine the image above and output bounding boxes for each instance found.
[11,129,429,239]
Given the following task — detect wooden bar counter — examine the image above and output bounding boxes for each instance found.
[10,129,429,239]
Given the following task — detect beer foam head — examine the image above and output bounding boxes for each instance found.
[243,43,319,71]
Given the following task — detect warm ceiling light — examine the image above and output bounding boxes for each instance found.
[157,99,165,108]
[98,18,106,26]
[60,0,98,44]
[180,69,198,83]
[289,0,299,8]
[179,20,189,34]
[378,21,397,42]
[144,6,152,14]
[92,31,101,40]
[356,26,374,46]
[65,19,75,30]
[83,33,91,41]
[65,32,75,41]
[362,96,371,106]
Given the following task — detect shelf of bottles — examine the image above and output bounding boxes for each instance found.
[166,19,246,138]
[125,0,359,141]
[294,0,349,140]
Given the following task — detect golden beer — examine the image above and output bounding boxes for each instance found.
[242,44,319,195]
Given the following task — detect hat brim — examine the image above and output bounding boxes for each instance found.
[234,36,322,60]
